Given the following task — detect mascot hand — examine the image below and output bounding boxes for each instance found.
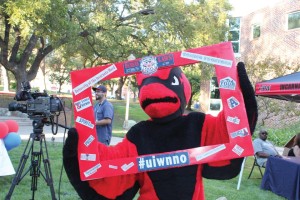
[63,128,102,200]
[63,128,78,159]
[237,62,258,133]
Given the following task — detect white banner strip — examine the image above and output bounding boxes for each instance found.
[195,144,226,161]
[84,163,101,177]
[73,64,117,95]
[80,153,97,161]
[76,116,94,129]
[181,51,232,68]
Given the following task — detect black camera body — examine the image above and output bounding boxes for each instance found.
[8,81,63,118]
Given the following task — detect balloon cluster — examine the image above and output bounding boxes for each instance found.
[0,120,21,151]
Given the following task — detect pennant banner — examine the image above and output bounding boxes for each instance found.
[70,42,253,180]
[0,139,15,176]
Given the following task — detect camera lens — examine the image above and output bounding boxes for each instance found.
[8,102,27,112]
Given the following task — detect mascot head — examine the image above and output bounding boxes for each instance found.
[137,67,191,123]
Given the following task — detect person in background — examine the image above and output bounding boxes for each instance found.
[92,85,114,145]
[253,130,281,167]
[288,133,300,157]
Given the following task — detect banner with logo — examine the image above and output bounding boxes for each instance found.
[70,42,253,180]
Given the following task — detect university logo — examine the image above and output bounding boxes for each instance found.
[227,96,240,109]
[140,56,158,75]
[219,77,236,90]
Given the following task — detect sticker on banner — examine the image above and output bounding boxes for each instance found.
[140,56,158,75]
[195,144,226,161]
[109,165,118,169]
[124,60,141,74]
[227,116,240,124]
[84,163,101,177]
[74,97,92,112]
[73,64,117,95]
[219,77,236,90]
[231,128,249,138]
[137,152,189,172]
[123,54,174,75]
[232,144,244,156]
[227,96,240,109]
[76,116,94,129]
[80,153,96,161]
[181,51,232,68]
[121,162,134,171]
[84,135,95,147]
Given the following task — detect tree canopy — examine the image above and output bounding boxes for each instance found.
[0,0,232,92]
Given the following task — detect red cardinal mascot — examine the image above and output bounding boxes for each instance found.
[63,62,257,200]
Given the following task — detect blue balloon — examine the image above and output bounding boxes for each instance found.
[3,132,21,151]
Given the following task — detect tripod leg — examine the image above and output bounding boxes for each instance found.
[5,134,34,200]
[30,152,40,199]
[39,134,57,200]
[6,133,57,200]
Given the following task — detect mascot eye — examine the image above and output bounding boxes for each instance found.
[171,76,179,86]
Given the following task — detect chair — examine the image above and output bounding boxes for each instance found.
[248,156,264,179]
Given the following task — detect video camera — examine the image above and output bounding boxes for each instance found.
[8,81,63,118]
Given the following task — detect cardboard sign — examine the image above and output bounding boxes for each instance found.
[70,42,253,180]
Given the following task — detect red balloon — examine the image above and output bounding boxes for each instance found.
[5,120,19,133]
[0,122,9,139]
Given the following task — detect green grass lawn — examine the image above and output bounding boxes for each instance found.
[110,99,148,137]
[1,142,285,200]
[1,142,79,200]
[0,99,288,200]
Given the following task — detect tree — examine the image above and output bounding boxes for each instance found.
[63,0,232,99]
[0,0,79,91]
[0,0,232,93]
[47,49,80,93]
[183,66,201,110]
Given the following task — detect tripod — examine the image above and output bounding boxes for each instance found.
[5,118,57,200]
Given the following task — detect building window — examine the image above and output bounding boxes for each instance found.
[210,77,220,99]
[288,11,300,30]
[209,77,222,113]
[229,17,241,53]
[252,24,260,39]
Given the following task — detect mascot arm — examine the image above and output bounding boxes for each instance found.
[201,112,242,179]
[201,62,258,180]
[236,62,258,133]
[63,128,139,200]
[88,137,140,199]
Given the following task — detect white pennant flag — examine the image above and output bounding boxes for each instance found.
[0,139,15,176]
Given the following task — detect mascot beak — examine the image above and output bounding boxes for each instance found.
[137,67,191,122]
[139,83,180,119]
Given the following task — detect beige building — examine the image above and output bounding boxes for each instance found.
[200,0,300,113]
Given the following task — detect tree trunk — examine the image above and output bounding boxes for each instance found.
[58,84,62,93]
[1,66,9,91]
[116,77,126,100]
[186,93,194,111]
[14,67,29,91]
